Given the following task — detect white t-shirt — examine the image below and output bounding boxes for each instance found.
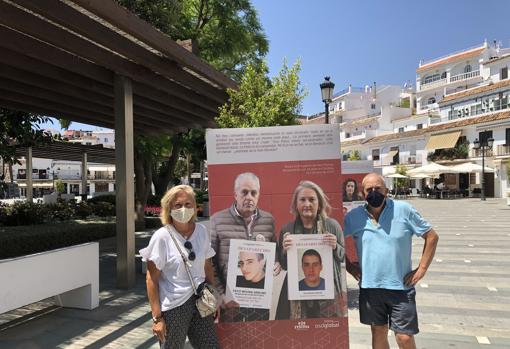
[139,223,215,311]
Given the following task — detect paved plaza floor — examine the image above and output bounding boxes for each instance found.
[0,198,509,348]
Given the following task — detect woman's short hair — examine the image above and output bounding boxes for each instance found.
[160,185,196,225]
[290,180,331,219]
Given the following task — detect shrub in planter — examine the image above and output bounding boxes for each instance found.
[46,202,76,221]
[144,205,161,217]
[146,195,163,206]
[73,201,93,219]
[91,202,115,217]
[88,194,116,205]
[0,201,48,226]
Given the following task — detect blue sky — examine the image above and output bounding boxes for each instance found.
[45,0,510,131]
[252,0,510,116]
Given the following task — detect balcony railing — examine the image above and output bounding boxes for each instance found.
[496,144,510,156]
[450,70,480,83]
[420,77,447,91]
[470,148,494,158]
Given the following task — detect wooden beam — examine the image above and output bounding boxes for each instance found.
[114,74,135,289]
[71,0,236,90]
[0,2,222,113]
[0,48,113,97]
[0,78,112,116]
[15,0,229,104]
[0,43,216,122]
[0,64,111,108]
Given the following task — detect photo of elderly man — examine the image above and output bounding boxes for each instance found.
[210,172,278,322]
[298,249,325,291]
[236,252,266,289]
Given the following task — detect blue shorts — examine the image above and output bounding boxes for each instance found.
[359,288,419,335]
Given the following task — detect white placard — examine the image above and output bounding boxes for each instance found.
[287,235,334,300]
[226,239,276,309]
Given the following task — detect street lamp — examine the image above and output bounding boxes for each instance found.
[473,136,494,201]
[320,76,335,124]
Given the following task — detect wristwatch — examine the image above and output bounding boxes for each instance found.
[152,314,163,324]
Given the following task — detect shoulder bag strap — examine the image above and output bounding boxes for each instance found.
[165,225,198,295]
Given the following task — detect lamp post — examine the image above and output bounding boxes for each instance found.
[320,76,335,124]
[473,136,494,201]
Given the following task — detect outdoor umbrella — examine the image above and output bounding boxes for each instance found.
[449,162,495,173]
[407,162,460,176]
[450,162,495,194]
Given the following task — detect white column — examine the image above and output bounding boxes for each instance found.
[81,153,88,200]
[26,147,33,202]
[114,75,135,289]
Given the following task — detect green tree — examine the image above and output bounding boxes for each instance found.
[216,60,306,128]
[0,108,53,165]
[347,150,362,161]
[116,0,268,81]
[395,164,408,188]
[55,179,65,194]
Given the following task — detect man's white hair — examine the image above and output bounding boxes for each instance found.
[234,172,260,192]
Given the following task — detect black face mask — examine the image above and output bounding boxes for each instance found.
[366,190,385,208]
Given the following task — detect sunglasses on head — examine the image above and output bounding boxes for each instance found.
[184,240,196,261]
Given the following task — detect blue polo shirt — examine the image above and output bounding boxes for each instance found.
[344,199,432,290]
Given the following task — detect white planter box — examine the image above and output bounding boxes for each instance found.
[0,242,99,314]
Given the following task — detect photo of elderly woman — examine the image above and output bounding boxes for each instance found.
[342,178,363,202]
[277,180,347,319]
[236,251,266,289]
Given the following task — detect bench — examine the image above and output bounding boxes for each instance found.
[0,242,99,314]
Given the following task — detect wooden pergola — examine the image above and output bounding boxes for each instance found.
[0,0,235,288]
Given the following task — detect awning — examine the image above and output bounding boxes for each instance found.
[425,131,461,151]
[385,150,399,158]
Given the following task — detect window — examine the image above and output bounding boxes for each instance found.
[417,123,423,129]
[506,128,510,145]
[479,130,493,144]
[398,127,404,133]
[372,149,380,161]
[371,103,376,109]
[464,64,472,73]
[104,138,108,142]
[427,97,436,105]
[345,132,351,138]
[501,67,508,80]
[441,71,447,79]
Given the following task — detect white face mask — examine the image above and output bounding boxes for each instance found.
[171,207,195,223]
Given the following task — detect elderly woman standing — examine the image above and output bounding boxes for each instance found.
[140,185,219,349]
[277,180,347,319]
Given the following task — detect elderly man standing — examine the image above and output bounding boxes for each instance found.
[344,173,439,349]
[210,172,276,322]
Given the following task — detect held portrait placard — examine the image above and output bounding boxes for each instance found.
[226,239,275,309]
[286,234,334,301]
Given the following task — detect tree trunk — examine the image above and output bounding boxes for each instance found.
[154,134,183,195]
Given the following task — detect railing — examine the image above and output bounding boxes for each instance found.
[333,86,364,98]
[419,77,447,91]
[419,43,485,66]
[470,148,494,158]
[496,144,510,156]
[450,70,480,83]
[88,174,115,180]
[400,155,421,165]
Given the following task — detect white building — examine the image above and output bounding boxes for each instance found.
[307,41,510,198]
